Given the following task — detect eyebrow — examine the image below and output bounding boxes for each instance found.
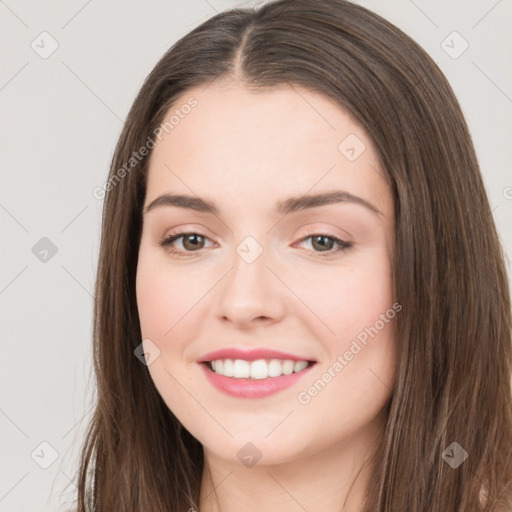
[143,190,383,217]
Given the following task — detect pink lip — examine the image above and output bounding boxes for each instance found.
[198,361,316,399]
[197,348,316,363]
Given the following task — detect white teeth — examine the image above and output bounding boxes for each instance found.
[250,359,268,379]
[268,359,282,377]
[294,361,308,373]
[208,358,312,379]
[282,360,294,375]
[223,358,234,377]
[232,359,250,378]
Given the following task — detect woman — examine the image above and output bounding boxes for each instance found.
[75,0,512,510]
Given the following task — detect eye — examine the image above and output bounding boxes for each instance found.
[159,230,353,258]
[159,231,214,257]
[295,232,353,257]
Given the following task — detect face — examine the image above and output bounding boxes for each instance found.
[136,81,397,466]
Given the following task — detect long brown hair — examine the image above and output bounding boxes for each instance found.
[75,0,512,510]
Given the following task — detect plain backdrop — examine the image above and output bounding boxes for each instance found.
[1,0,511,510]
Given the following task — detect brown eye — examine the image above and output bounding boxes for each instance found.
[296,232,353,258]
[159,231,213,256]
[311,235,336,252]
[181,233,206,251]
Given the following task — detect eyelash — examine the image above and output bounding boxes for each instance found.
[158,230,353,258]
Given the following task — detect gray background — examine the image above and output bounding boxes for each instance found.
[1,0,511,510]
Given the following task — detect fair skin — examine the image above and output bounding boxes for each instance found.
[136,80,397,511]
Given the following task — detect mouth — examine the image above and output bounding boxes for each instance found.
[197,353,317,399]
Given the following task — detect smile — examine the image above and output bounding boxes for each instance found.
[197,347,317,398]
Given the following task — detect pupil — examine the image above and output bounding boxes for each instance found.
[185,234,203,250]
[313,235,332,251]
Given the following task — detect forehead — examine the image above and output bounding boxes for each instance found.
[145,81,391,218]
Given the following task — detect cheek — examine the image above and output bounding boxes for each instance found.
[334,252,397,386]
[135,245,211,396]
[135,246,198,341]
[136,268,171,341]
[338,261,393,335]
[293,248,396,405]
[136,248,206,417]
[290,249,394,341]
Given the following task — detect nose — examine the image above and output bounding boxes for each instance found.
[215,240,286,328]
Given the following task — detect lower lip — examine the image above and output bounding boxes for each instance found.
[198,362,315,399]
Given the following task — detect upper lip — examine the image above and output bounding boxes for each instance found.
[197,348,317,363]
